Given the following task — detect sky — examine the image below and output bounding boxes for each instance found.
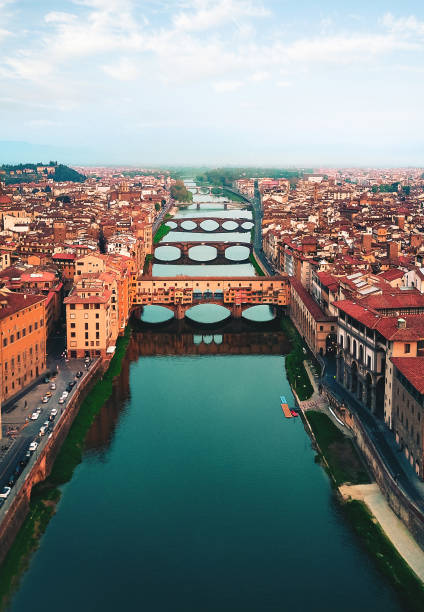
[1,0,424,166]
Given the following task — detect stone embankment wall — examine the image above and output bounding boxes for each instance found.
[0,360,103,564]
[326,391,424,549]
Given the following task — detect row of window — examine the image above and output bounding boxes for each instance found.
[2,320,44,347]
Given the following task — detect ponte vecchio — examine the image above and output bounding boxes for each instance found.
[131,275,290,319]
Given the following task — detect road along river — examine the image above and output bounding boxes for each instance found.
[7,190,404,611]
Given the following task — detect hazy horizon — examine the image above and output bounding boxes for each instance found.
[1,1,424,166]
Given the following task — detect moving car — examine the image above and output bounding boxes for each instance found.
[29,441,38,452]
[39,422,49,436]
[76,371,83,378]
[31,411,40,420]
[50,408,58,417]
[61,391,69,398]
[42,395,50,403]
[50,382,56,390]
[0,487,11,499]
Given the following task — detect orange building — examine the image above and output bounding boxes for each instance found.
[0,291,47,426]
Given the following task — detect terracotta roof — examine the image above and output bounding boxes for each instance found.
[361,291,424,311]
[391,357,424,394]
[290,277,336,322]
[0,292,45,321]
[378,269,405,282]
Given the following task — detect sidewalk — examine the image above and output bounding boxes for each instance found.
[299,358,424,580]
[340,483,424,582]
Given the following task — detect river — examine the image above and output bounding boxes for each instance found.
[7,188,404,611]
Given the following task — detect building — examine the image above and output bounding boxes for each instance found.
[64,275,116,359]
[0,290,47,425]
[389,357,424,478]
[290,277,337,356]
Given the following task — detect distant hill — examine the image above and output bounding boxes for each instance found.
[0,161,86,185]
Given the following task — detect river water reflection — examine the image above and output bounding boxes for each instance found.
[8,189,404,611]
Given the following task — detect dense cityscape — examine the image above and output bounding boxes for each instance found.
[2,0,424,610]
[0,165,423,609]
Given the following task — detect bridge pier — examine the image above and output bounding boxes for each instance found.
[231,304,242,319]
[175,304,185,320]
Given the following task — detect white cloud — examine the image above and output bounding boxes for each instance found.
[173,0,269,32]
[213,80,243,92]
[382,13,424,36]
[102,57,139,80]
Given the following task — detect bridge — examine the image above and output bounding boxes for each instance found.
[187,185,224,195]
[154,241,253,265]
[131,275,290,319]
[167,217,253,233]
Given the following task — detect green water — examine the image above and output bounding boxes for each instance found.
[9,340,403,611]
[7,196,405,611]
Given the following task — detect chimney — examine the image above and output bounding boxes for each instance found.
[397,318,406,329]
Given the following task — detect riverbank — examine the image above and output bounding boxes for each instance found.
[280,317,313,401]
[300,406,424,611]
[249,252,265,276]
[0,328,131,610]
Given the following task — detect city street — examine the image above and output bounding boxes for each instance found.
[0,332,94,494]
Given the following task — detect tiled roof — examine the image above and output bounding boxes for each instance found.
[391,357,424,394]
[290,277,336,322]
[0,292,45,320]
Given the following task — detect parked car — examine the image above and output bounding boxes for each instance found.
[0,486,11,499]
[44,376,50,384]
[29,441,38,452]
[39,424,48,436]
[0,498,5,508]
[50,382,57,390]
[76,371,83,378]
[8,474,17,487]
[31,411,40,420]
[84,356,90,364]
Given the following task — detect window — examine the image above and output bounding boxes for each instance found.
[320,325,323,331]
[71,332,76,338]
[34,322,38,330]
[10,334,14,343]
[405,343,411,354]
[70,304,75,310]
[85,323,88,330]
[71,323,75,329]
[84,304,89,310]
[85,332,88,339]
[22,328,26,337]
[3,338,7,347]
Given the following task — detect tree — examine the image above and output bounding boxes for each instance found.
[155,203,161,211]
[170,181,193,203]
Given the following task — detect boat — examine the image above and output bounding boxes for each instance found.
[280,395,292,418]
[290,409,299,417]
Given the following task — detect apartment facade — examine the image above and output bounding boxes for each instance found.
[0,291,47,405]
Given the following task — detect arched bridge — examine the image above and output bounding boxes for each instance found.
[154,241,253,265]
[131,275,290,319]
[187,185,224,195]
[167,217,253,233]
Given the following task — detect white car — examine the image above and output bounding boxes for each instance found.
[0,486,11,499]
[42,395,50,403]
[31,412,40,420]
[50,383,56,390]
[58,397,65,404]
[39,424,49,436]
[50,408,58,417]
[61,391,69,398]
[29,441,38,452]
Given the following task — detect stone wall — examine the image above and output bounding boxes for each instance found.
[326,390,424,550]
[0,359,103,564]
